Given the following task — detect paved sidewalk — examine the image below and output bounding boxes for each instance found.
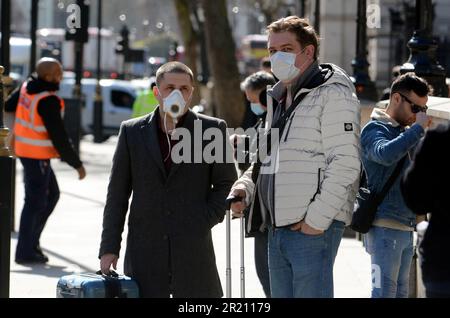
[9,136,371,298]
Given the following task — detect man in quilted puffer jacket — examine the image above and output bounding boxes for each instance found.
[229,16,361,298]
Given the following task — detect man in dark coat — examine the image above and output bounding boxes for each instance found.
[99,62,237,298]
[401,123,450,298]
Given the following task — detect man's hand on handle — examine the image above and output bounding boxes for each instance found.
[228,188,247,218]
[100,253,118,275]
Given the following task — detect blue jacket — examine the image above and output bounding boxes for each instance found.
[361,108,425,227]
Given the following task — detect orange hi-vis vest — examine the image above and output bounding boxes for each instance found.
[14,82,65,159]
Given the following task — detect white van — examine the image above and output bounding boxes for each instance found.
[58,78,137,136]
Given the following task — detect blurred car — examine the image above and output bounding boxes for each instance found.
[58,78,137,137]
[130,76,156,93]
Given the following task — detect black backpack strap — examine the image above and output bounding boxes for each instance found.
[359,164,367,188]
[377,156,407,201]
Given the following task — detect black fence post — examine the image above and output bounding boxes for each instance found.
[0,66,14,299]
[351,0,378,101]
[401,0,448,97]
[93,0,104,143]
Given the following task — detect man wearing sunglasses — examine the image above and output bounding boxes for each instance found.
[361,72,432,298]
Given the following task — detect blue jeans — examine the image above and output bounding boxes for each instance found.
[268,220,345,298]
[16,158,60,260]
[364,226,414,298]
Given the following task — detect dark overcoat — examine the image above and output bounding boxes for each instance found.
[99,109,237,297]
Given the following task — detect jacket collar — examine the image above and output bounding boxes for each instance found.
[26,74,60,94]
[267,61,335,103]
[267,61,319,102]
[140,109,166,179]
[371,108,400,127]
[140,108,198,181]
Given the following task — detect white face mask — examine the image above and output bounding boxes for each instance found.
[162,89,187,119]
[270,49,307,82]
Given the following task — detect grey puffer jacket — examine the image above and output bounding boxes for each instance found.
[232,64,361,231]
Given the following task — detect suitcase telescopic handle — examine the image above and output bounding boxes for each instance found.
[226,195,244,210]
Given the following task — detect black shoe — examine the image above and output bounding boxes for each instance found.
[15,253,49,264]
[34,245,46,258]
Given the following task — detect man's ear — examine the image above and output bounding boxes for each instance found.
[305,44,315,60]
[391,92,401,105]
[153,86,159,97]
[186,88,194,107]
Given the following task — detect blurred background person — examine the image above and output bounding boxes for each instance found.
[232,71,277,171]
[230,70,276,297]
[260,57,273,74]
[5,57,86,264]
[131,81,159,118]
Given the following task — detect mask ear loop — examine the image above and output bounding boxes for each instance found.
[163,112,171,162]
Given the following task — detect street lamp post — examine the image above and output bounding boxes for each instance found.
[298,0,306,17]
[1,0,11,75]
[0,66,14,299]
[193,6,210,84]
[30,0,39,73]
[400,0,448,97]
[93,0,104,143]
[65,0,90,154]
[68,40,83,154]
[351,0,378,101]
[314,0,320,34]
[1,0,16,234]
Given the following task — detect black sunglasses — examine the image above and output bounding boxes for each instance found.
[397,92,428,114]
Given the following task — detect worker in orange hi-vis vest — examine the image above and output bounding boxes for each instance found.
[5,57,86,264]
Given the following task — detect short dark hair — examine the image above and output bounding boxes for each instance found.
[156,61,194,87]
[391,72,430,97]
[260,57,271,69]
[241,71,276,92]
[267,16,319,60]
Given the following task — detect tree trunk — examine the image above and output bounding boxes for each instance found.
[174,0,202,106]
[201,0,245,128]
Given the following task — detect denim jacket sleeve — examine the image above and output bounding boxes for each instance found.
[361,122,425,166]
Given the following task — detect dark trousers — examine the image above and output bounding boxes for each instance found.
[15,158,60,259]
[424,280,450,298]
[254,230,271,297]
